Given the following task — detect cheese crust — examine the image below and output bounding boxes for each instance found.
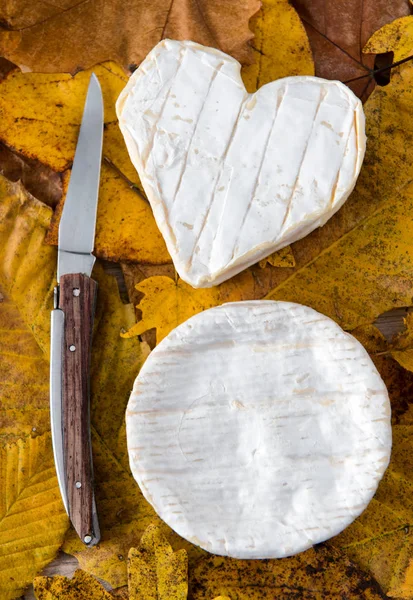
[126,301,391,559]
[117,40,366,288]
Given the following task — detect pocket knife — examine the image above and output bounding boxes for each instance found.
[50,73,103,546]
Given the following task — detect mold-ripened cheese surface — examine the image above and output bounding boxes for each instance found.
[126,301,391,559]
[117,40,366,288]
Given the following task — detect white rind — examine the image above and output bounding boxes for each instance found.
[117,40,366,288]
[126,301,391,559]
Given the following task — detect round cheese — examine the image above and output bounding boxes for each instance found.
[117,39,366,288]
[126,301,391,559]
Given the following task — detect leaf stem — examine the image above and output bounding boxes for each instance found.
[103,156,148,204]
[343,54,413,84]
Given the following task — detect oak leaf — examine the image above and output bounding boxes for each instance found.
[291,0,412,100]
[34,569,113,600]
[0,63,169,265]
[0,0,260,74]
[128,524,188,600]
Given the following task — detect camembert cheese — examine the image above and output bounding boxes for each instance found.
[126,301,391,559]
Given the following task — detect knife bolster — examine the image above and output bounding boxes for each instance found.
[59,272,100,545]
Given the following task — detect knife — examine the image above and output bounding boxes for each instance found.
[50,73,103,546]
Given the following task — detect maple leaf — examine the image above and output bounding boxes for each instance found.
[0,0,260,74]
[241,0,314,93]
[291,0,412,100]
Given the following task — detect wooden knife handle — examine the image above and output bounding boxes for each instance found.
[60,272,100,545]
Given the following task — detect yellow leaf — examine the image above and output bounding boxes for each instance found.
[0,176,201,588]
[0,435,69,600]
[0,294,50,439]
[333,424,413,599]
[122,276,221,344]
[363,15,413,61]
[0,64,169,265]
[242,0,314,92]
[258,245,296,269]
[34,569,113,600]
[389,313,413,373]
[190,545,386,599]
[128,524,188,600]
[263,16,413,330]
[0,177,55,356]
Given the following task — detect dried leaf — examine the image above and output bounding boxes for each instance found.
[122,276,221,344]
[292,0,412,100]
[351,324,413,423]
[128,524,188,600]
[264,15,413,330]
[190,545,387,599]
[0,294,50,440]
[0,0,260,74]
[333,424,413,598]
[241,0,314,93]
[0,435,69,600]
[0,141,62,207]
[0,176,198,588]
[258,245,296,269]
[389,313,413,372]
[0,64,169,264]
[0,176,55,353]
[34,569,113,600]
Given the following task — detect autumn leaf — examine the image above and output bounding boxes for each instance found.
[34,569,113,600]
[0,141,62,208]
[0,179,204,587]
[241,0,314,93]
[190,545,387,599]
[128,524,188,600]
[333,423,413,598]
[388,314,413,372]
[0,63,169,265]
[0,293,50,440]
[0,0,260,74]
[258,245,296,269]
[0,435,69,600]
[292,0,412,100]
[264,14,413,330]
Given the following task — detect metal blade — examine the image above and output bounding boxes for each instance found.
[58,73,103,280]
[50,307,69,515]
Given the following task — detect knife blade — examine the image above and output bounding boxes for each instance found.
[50,73,103,546]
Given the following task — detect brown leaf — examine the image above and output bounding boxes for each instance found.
[292,0,412,100]
[190,545,387,599]
[0,141,62,207]
[0,0,260,74]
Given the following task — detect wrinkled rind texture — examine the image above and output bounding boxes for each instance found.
[126,300,391,559]
[117,39,366,288]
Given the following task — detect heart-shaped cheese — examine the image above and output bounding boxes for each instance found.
[117,40,366,288]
